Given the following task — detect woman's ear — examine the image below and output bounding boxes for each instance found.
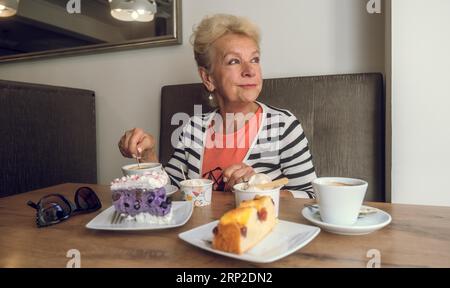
[198,67,216,93]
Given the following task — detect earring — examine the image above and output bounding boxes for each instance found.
[208,93,213,100]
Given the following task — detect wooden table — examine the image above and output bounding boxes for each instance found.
[1,183,449,268]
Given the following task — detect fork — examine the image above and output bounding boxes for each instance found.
[202,238,213,245]
[110,211,123,224]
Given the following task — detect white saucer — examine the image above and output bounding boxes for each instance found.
[301,205,392,235]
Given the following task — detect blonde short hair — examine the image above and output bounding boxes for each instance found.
[191,14,261,70]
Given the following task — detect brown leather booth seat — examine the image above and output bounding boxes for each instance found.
[0,80,97,197]
[160,73,385,202]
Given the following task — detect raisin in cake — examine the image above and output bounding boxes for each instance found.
[212,196,277,254]
[111,169,172,224]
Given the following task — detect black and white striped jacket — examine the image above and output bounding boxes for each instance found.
[164,102,317,198]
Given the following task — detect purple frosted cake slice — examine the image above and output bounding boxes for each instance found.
[110,169,173,223]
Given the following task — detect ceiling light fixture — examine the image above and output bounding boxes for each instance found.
[0,0,19,17]
[109,0,157,22]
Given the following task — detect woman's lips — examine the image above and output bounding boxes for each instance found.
[238,84,258,89]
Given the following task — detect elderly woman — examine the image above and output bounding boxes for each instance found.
[118,14,316,198]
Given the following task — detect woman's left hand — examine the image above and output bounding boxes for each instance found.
[223,163,256,191]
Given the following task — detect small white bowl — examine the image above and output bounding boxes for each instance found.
[233,183,281,217]
[180,179,213,207]
[121,162,162,176]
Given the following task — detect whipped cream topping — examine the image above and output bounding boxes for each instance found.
[244,173,272,190]
[182,179,208,187]
[122,209,173,224]
[111,169,169,190]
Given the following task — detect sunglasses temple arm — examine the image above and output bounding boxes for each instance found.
[27,201,39,210]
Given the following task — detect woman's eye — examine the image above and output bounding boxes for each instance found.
[228,58,240,65]
[251,57,260,63]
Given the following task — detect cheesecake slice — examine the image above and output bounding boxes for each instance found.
[212,196,277,254]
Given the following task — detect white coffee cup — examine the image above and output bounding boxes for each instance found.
[121,162,162,176]
[312,177,368,226]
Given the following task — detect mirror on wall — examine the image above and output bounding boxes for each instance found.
[0,0,182,63]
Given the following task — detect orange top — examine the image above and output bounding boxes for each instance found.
[202,106,262,190]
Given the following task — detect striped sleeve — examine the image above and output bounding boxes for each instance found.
[279,114,317,198]
[164,123,190,188]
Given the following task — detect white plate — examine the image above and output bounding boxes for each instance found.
[86,201,193,231]
[179,220,320,263]
[164,184,179,196]
[302,205,392,235]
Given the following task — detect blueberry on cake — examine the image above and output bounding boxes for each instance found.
[110,169,173,224]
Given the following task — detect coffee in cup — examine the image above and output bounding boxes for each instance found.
[121,163,162,176]
[127,165,154,170]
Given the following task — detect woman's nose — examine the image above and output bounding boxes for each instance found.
[241,62,256,77]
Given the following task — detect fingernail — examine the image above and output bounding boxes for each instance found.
[223,177,228,182]
[132,154,136,158]
[137,147,142,153]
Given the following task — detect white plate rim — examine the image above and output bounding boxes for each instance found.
[301,205,392,234]
[85,201,193,231]
[178,220,320,263]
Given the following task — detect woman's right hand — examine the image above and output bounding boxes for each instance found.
[118,128,157,162]
[223,163,256,191]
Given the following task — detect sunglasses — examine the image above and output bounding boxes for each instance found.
[202,167,225,191]
[27,187,102,228]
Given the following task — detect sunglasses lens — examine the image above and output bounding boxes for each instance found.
[217,181,225,191]
[76,187,101,211]
[39,196,71,225]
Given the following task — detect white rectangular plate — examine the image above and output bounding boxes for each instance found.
[179,220,320,263]
[86,201,193,231]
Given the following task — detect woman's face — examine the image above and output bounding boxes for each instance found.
[202,33,262,106]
